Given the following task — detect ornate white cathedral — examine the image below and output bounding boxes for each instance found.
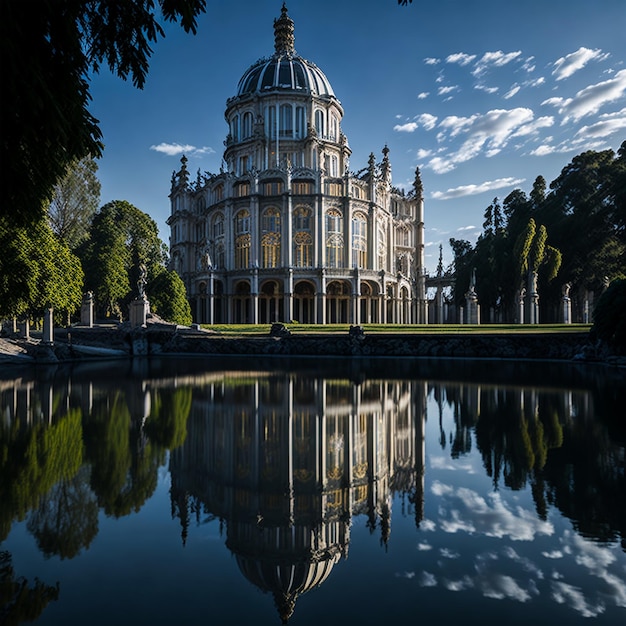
[168,4,426,325]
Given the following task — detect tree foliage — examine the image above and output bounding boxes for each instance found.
[449,144,624,322]
[591,278,626,354]
[2,0,206,227]
[78,200,167,319]
[48,155,101,250]
[0,216,84,319]
[148,270,193,325]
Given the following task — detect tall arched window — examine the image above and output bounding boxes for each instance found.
[279,104,293,138]
[352,212,367,269]
[295,106,305,138]
[294,231,312,267]
[235,209,251,269]
[266,106,277,139]
[230,114,239,142]
[315,109,325,137]
[242,112,253,139]
[261,207,281,268]
[326,209,343,267]
[212,213,224,238]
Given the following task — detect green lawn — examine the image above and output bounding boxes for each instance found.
[202,323,592,336]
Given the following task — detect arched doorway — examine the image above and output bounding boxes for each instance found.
[400,286,410,324]
[326,280,350,324]
[259,280,284,323]
[293,281,315,323]
[359,282,379,324]
[233,281,251,323]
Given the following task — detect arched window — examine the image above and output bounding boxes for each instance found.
[235,234,251,269]
[293,205,311,231]
[279,104,293,138]
[266,105,276,138]
[242,112,253,139]
[212,213,224,238]
[294,231,312,267]
[315,109,324,137]
[235,209,250,235]
[230,114,239,142]
[295,106,305,138]
[215,241,225,269]
[261,207,281,268]
[351,212,367,269]
[326,233,343,268]
[325,208,343,235]
[213,184,224,203]
[330,114,338,141]
[377,224,386,270]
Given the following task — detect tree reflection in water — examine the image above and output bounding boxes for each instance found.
[0,357,624,623]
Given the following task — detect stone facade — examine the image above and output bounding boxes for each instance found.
[167,6,426,325]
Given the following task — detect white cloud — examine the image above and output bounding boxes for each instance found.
[150,142,215,157]
[418,91,430,99]
[552,46,610,81]
[419,571,438,587]
[428,108,536,172]
[419,113,438,130]
[522,57,536,72]
[440,548,460,559]
[457,225,477,231]
[394,122,419,133]
[425,57,440,65]
[512,116,554,137]
[542,69,626,123]
[417,542,433,551]
[475,84,499,94]
[542,550,564,559]
[530,143,556,157]
[551,581,606,618]
[446,52,477,66]
[480,574,532,602]
[504,85,521,100]
[472,50,523,77]
[438,85,459,96]
[576,108,626,138]
[416,148,433,160]
[443,576,474,592]
[431,481,554,541]
[527,76,546,88]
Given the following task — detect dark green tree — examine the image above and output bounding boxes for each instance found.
[79,200,167,319]
[591,278,626,355]
[0,216,84,321]
[148,270,193,325]
[48,155,101,250]
[2,0,207,228]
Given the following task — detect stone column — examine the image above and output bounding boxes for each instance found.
[465,289,479,324]
[516,288,525,324]
[42,308,54,344]
[20,316,30,339]
[81,292,94,327]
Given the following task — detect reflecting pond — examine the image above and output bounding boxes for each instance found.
[1,356,625,625]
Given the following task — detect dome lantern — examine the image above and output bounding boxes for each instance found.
[274,3,295,56]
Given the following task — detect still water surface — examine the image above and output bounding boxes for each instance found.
[1,356,625,626]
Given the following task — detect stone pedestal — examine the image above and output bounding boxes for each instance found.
[81,292,94,327]
[130,298,150,328]
[465,293,479,324]
[561,297,571,324]
[42,308,54,344]
[20,317,30,339]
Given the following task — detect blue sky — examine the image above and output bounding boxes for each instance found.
[89,0,626,274]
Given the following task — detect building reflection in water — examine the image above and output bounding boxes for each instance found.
[168,373,426,623]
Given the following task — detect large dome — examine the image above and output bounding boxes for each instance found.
[235,4,335,98]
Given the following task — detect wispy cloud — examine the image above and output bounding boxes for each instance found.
[425,57,440,65]
[418,91,430,99]
[552,46,610,81]
[446,52,477,66]
[575,108,626,138]
[542,69,626,122]
[150,142,215,157]
[394,122,419,133]
[429,107,536,172]
[472,50,523,77]
[432,177,525,200]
